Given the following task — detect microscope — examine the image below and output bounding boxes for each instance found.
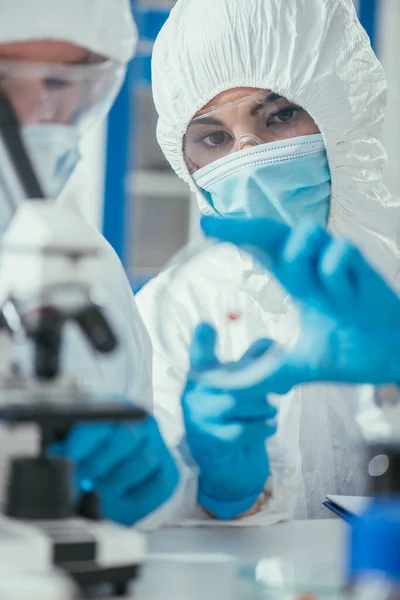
[0,97,147,597]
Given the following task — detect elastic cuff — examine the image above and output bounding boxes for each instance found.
[197,489,262,521]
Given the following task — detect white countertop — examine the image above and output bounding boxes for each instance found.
[124,519,347,600]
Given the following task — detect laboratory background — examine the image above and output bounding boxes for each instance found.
[2,0,400,598]
[62,0,400,293]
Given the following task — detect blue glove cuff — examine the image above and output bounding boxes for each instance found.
[197,488,262,521]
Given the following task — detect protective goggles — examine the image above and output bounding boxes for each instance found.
[0,57,126,132]
[183,89,315,171]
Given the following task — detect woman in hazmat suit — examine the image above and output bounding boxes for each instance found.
[137,0,400,523]
[0,0,179,528]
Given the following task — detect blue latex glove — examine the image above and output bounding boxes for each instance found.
[49,415,179,526]
[201,216,400,389]
[182,323,278,520]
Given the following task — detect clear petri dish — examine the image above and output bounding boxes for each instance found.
[154,239,299,390]
[236,558,346,600]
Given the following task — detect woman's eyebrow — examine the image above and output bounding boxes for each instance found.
[250,92,284,116]
[188,116,224,127]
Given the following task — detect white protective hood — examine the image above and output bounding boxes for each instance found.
[136,0,400,525]
[0,0,137,63]
[153,0,400,284]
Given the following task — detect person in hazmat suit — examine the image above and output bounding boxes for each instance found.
[0,0,179,528]
[137,0,400,523]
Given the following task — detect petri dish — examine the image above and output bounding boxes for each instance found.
[235,558,346,600]
[154,239,299,390]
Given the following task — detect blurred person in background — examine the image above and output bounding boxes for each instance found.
[0,0,179,529]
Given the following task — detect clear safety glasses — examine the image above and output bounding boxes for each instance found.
[183,89,316,172]
[0,57,126,132]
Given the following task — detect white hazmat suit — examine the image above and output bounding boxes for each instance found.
[0,0,153,508]
[137,0,400,523]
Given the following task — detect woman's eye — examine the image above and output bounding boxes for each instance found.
[204,131,230,147]
[269,106,300,124]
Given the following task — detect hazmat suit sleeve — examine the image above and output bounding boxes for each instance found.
[52,208,153,409]
[136,275,298,526]
[91,235,154,407]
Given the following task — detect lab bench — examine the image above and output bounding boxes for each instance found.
[112,519,347,599]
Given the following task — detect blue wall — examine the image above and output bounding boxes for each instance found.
[102,6,170,264]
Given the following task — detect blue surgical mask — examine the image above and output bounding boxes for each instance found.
[193,134,331,227]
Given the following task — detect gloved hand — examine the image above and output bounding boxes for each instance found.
[182,323,278,520]
[49,415,179,526]
[201,216,400,389]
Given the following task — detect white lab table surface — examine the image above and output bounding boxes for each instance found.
[120,519,348,599]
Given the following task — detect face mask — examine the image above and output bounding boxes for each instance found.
[0,123,81,236]
[21,124,81,199]
[193,134,331,227]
